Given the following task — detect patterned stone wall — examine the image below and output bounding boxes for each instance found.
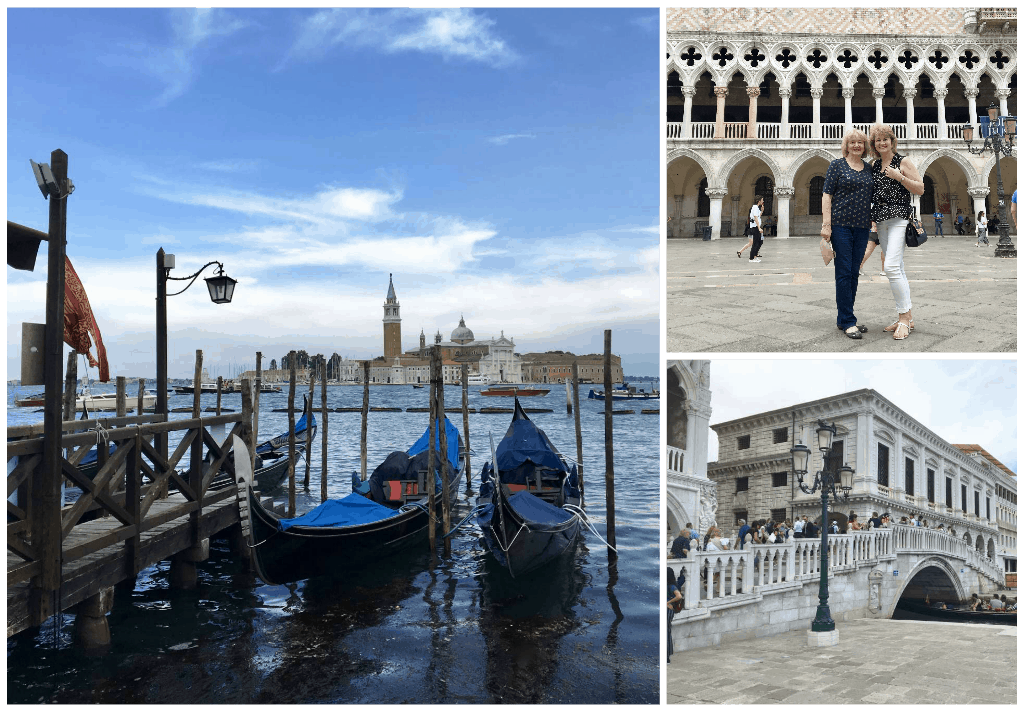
[667,8,967,36]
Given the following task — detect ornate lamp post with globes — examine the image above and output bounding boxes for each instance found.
[791,420,853,647]
[962,102,1017,258]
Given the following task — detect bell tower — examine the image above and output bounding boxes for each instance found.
[383,273,401,359]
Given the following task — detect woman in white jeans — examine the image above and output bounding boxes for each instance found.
[868,124,925,340]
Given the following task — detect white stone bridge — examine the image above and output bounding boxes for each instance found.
[670,524,1008,652]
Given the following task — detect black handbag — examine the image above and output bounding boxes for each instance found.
[905,207,928,247]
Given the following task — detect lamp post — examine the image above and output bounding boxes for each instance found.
[791,420,853,644]
[155,248,236,422]
[961,102,1017,259]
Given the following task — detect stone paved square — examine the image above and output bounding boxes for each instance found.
[666,235,1017,352]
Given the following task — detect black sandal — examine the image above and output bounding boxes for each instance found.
[843,326,863,339]
[837,325,868,333]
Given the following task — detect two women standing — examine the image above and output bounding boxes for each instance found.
[821,123,924,340]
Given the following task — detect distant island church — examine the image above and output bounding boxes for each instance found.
[370,274,523,385]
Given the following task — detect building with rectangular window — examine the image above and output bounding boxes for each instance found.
[666,8,1017,240]
[707,388,1014,572]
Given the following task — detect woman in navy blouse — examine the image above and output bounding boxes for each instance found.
[821,129,873,339]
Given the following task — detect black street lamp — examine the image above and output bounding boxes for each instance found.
[791,420,853,637]
[155,248,236,422]
[962,102,1017,259]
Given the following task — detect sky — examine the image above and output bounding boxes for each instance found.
[7,8,660,379]
[704,359,1017,476]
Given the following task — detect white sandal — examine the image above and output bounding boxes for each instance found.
[884,319,914,332]
[892,322,911,340]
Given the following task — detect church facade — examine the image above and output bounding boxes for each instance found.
[666,8,1017,240]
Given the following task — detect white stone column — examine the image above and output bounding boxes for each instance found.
[730,195,740,239]
[683,406,697,478]
[682,86,696,138]
[779,87,791,139]
[968,186,990,224]
[965,87,979,129]
[811,87,823,138]
[774,187,794,239]
[707,188,727,240]
[934,88,948,140]
[873,87,886,124]
[842,87,854,131]
[996,88,1010,117]
[746,86,760,140]
[856,411,873,490]
[949,193,958,223]
[714,86,728,139]
[904,88,916,138]
[894,431,903,493]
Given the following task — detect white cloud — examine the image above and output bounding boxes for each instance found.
[283,8,517,68]
[488,133,536,146]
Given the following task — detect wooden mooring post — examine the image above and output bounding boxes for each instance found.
[320,356,328,502]
[253,352,262,472]
[62,352,77,421]
[304,363,314,489]
[287,354,297,517]
[603,330,616,554]
[170,349,209,590]
[437,355,451,555]
[426,348,438,552]
[116,376,126,418]
[461,363,471,489]
[572,359,584,496]
[137,379,146,416]
[360,361,370,480]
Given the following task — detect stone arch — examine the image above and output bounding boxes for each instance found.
[666,364,689,451]
[980,152,1016,188]
[715,147,783,189]
[916,148,981,189]
[888,556,967,616]
[667,147,717,190]
[783,148,840,187]
[987,537,996,559]
[665,487,693,539]
[975,533,985,552]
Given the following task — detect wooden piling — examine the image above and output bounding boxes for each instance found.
[304,363,314,489]
[603,331,616,552]
[461,363,471,489]
[62,351,77,422]
[137,379,146,416]
[320,356,328,503]
[32,148,68,626]
[239,378,253,473]
[572,359,584,496]
[116,376,127,418]
[437,356,451,553]
[565,377,572,415]
[288,355,297,517]
[360,361,370,480]
[216,376,223,416]
[253,352,262,471]
[189,350,204,548]
[427,348,438,552]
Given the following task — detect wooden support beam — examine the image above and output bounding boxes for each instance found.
[189,349,204,548]
[125,431,142,575]
[288,354,297,517]
[62,351,77,421]
[603,330,616,554]
[253,352,262,472]
[461,363,471,489]
[304,366,314,489]
[116,376,127,418]
[320,355,328,503]
[572,359,583,496]
[360,361,370,480]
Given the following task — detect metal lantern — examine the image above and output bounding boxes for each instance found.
[987,101,999,122]
[205,270,237,304]
[816,420,835,453]
[791,442,811,479]
[961,122,975,143]
[838,464,854,492]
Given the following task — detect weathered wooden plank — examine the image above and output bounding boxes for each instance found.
[126,432,142,575]
[7,413,165,439]
[7,561,41,588]
[60,450,134,536]
[6,453,41,497]
[7,533,35,562]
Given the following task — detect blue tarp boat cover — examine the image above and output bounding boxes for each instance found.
[256,409,316,455]
[506,490,575,527]
[277,492,401,531]
[80,442,117,466]
[494,419,566,475]
[406,418,460,471]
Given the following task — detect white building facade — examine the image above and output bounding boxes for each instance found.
[708,388,1015,580]
[667,8,1017,240]
[666,360,716,541]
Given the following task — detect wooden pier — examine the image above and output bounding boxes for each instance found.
[7,409,256,642]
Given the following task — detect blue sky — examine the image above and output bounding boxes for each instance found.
[707,359,1017,476]
[7,8,660,379]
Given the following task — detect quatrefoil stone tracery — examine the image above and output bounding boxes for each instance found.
[837,49,858,68]
[806,48,828,69]
[928,50,949,69]
[959,50,980,70]
[989,50,1009,70]
[898,50,919,69]
[776,48,797,68]
[712,46,734,67]
[868,49,888,69]
[744,47,766,67]
[681,46,701,66]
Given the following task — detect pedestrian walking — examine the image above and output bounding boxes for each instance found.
[976,211,989,246]
[738,196,765,262]
[821,128,872,339]
[869,123,924,341]
[955,208,965,235]
[932,209,944,237]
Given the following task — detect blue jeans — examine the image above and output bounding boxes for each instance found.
[831,225,870,329]
[934,220,943,236]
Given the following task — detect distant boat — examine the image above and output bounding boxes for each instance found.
[412,383,425,389]
[587,384,658,401]
[76,391,157,412]
[481,385,550,397]
[173,382,219,395]
[468,373,491,385]
[14,392,45,407]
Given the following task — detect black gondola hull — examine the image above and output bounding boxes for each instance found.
[478,492,582,577]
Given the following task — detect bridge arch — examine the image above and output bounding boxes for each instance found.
[887,556,967,617]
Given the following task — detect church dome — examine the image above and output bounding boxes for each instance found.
[451,316,474,344]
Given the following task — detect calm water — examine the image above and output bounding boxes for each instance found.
[7,382,660,703]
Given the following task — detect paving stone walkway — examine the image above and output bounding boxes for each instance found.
[666,234,1017,352]
[667,617,1017,704]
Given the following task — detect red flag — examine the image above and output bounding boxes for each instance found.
[63,256,110,382]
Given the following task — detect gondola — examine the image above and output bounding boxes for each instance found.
[475,399,583,577]
[254,396,317,458]
[897,599,1016,625]
[249,442,310,491]
[234,417,464,585]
